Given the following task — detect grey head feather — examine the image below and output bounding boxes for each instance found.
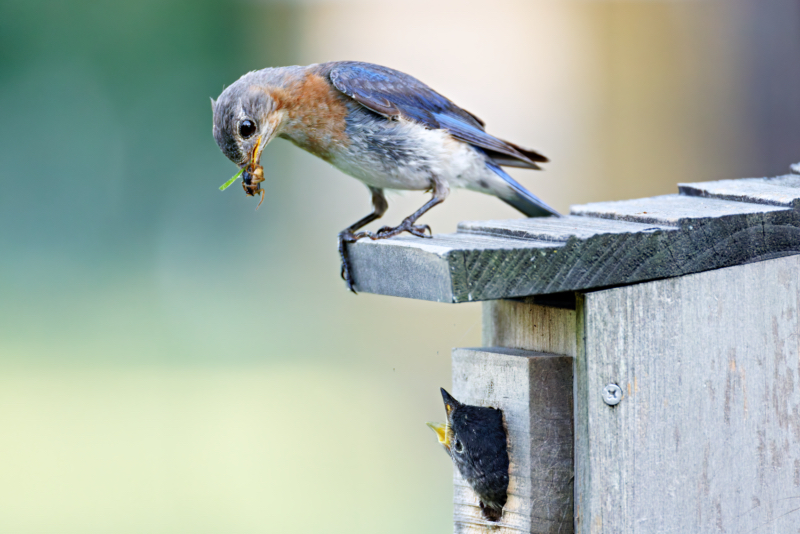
[212,66,311,166]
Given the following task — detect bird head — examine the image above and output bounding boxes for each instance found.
[212,74,285,170]
[211,73,290,207]
[427,387,509,521]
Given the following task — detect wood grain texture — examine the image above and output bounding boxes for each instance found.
[482,300,577,357]
[347,233,554,302]
[574,254,800,533]
[348,178,800,302]
[569,193,788,225]
[679,175,800,208]
[452,348,574,534]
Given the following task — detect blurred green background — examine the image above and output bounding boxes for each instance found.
[1,0,798,532]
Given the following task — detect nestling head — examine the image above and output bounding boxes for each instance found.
[427,388,510,522]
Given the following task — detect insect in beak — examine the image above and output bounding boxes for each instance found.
[218,134,270,209]
[241,136,266,209]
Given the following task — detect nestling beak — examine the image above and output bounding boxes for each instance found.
[426,422,452,451]
[429,387,463,452]
[440,387,462,415]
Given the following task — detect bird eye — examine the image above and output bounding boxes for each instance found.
[454,439,463,454]
[239,119,256,139]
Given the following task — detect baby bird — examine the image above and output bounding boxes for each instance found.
[211,61,557,291]
[428,388,509,521]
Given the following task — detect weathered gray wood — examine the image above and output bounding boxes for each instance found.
[349,185,800,302]
[460,215,673,242]
[347,233,555,302]
[482,300,577,358]
[574,254,800,533]
[568,193,787,225]
[452,348,574,534]
[679,175,800,208]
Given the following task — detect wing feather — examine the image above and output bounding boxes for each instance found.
[327,62,544,168]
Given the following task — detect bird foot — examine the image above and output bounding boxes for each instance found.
[371,219,432,240]
[338,229,371,293]
[337,220,433,293]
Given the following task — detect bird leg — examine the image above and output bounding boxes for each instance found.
[338,187,388,293]
[338,181,448,293]
[372,180,448,239]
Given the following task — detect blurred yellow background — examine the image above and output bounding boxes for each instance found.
[1,0,798,532]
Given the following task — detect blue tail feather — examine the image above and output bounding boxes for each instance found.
[486,162,559,218]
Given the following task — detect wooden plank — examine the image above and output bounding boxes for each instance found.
[349,188,800,302]
[482,300,577,358]
[348,233,557,303]
[679,175,800,208]
[568,193,788,226]
[452,348,574,534]
[459,215,672,242]
[574,254,800,533]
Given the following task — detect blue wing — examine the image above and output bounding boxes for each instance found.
[327,62,547,169]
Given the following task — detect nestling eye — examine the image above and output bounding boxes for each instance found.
[239,119,256,139]
[454,439,463,454]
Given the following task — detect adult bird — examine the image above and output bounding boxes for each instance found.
[427,388,510,521]
[211,61,558,291]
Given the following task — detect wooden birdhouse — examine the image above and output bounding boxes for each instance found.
[347,165,800,533]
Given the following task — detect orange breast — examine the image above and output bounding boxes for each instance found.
[272,72,350,161]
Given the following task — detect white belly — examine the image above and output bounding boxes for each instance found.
[329,117,492,192]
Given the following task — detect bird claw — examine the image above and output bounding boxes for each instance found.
[341,264,356,293]
[337,220,433,293]
[338,231,361,294]
[373,220,432,239]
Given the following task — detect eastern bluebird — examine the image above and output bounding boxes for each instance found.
[211,61,557,292]
[427,388,509,522]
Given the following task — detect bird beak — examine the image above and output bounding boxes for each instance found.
[428,388,461,452]
[249,135,265,169]
[248,112,284,169]
[440,387,462,416]
[426,422,451,450]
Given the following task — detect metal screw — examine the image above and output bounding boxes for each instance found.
[602,383,623,406]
